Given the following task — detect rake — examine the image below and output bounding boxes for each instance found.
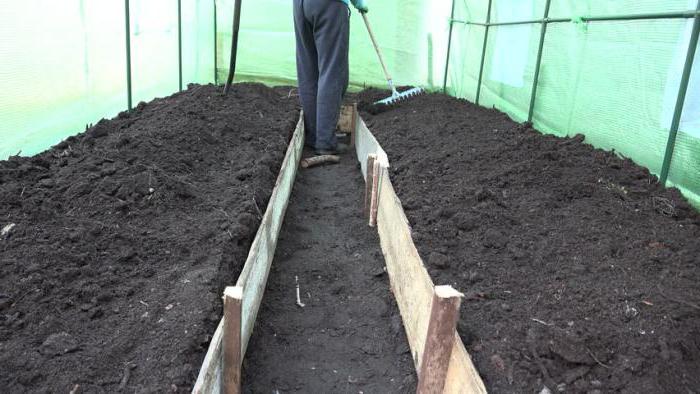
[361,13,423,106]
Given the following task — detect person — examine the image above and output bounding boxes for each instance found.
[293,0,368,156]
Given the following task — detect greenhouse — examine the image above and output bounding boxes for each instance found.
[1,0,699,393]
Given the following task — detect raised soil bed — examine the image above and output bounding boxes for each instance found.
[0,83,298,392]
[241,145,416,392]
[358,91,700,393]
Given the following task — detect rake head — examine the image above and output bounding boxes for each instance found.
[375,87,424,106]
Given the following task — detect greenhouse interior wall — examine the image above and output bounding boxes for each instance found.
[1,0,699,207]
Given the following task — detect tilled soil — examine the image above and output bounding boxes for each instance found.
[242,147,416,392]
[0,83,298,392]
[358,90,700,393]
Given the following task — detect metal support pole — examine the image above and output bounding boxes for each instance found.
[442,0,457,94]
[582,10,699,23]
[223,0,243,95]
[527,0,552,123]
[450,10,700,28]
[125,0,133,111]
[214,0,218,84]
[659,1,700,185]
[178,0,183,92]
[475,0,493,105]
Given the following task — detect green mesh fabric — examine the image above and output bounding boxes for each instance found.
[1,0,698,208]
[1,0,448,159]
[0,0,216,159]
[445,0,700,207]
[213,0,451,90]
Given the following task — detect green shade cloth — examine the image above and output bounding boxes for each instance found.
[1,0,698,207]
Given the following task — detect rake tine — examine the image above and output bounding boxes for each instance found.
[374,87,425,106]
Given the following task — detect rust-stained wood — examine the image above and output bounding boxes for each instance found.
[222,286,243,394]
[369,160,381,228]
[417,286,463,394]
[364,154,377,218]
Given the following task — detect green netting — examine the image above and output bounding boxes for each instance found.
[182,0,216,85]
[445,0,700,207]
[447,23,483,103]
[213,0,451,90]
[0,0,215,160]
[1,0,699,208]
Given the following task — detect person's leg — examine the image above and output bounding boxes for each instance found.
[293,0,319,148]
[307,0,350,151]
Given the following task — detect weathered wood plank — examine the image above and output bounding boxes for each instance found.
[192,320,223,393]
[350,103,358,147]
[444,337,487,394]
[237,114,303,355]
[375,167,434,368]
[355,118,389,181]
[222,286,243,394]
[357,125,487,393]
[338,104,355,134]
[417,286,463,394]
[369,160,381,228]
[192,113,304,394]
[364,155,377,218]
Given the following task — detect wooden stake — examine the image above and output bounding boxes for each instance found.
[350,103,358,147]
[368,161,381,227]
[417,285,463,394]
[222,286,243,394]
[364,154,377,217]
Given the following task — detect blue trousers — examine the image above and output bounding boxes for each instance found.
[293,0,350,150]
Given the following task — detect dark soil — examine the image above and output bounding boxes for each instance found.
[242,147,416,392]
[357,90,700,393]
[0,83,298,393]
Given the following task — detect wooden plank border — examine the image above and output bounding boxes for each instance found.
[344,107,389,181]
[193,113,305,394]
[351,105,487,393]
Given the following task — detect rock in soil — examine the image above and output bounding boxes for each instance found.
[40,332,79,356]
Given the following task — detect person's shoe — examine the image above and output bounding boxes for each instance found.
[315,143,349,156]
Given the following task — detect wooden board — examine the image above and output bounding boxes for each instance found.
[356,121,487,394]
[355,118,389,181]
[192,320,223,393]
[417,286,463,393]
[337,104,357,134]
[222,286,243,394]
[376,169,435,368]
[192,113,305,394]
